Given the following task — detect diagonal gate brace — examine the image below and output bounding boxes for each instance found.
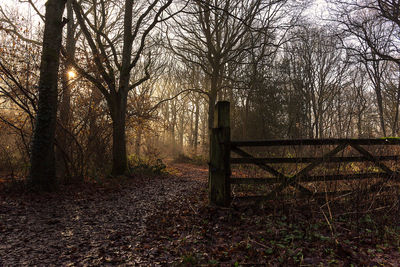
[350,144,399,191]
[231,146,313,195]
[265,143,348,198]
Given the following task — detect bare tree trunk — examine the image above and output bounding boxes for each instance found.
[357,111,363,138]
[171,100,177,150]
[208,72,219,130]
[202,100,208,153]
[244,95,250,139]
[57,0,76,181]
[107,0,133,176]
[189,105,194,148]
[367,57,387,136]
[193,98,200,153]
[60,0,75,129]
[163,101,170,144]
[110,94,128,176]
[376,85,386,136]
[87,84,104,162]
[29,0,67,190]
[392,75,400,136]
[134,127,142,157]
[178,105,185,152]
[208,93,216,130]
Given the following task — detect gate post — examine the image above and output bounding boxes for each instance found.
[209,101,231,206]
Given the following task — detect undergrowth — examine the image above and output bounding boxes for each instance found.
[173,153,207,165]
[162,191,400,266]
[128,155,167,176]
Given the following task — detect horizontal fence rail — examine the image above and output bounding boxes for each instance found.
[231,138,400,147]
[230,173,397,185]
[230,156,400,164]
[236,186,396,202]
[209,101,400,206]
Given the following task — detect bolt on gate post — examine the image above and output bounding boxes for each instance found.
[209,101,231,206]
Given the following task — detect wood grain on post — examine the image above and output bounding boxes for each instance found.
[209,101,231,206]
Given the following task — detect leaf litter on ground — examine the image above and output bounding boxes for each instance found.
[0,163,399,266]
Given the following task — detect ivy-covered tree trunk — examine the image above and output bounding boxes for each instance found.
[29,0,67,190]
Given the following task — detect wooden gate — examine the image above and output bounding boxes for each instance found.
[209,101,400,206]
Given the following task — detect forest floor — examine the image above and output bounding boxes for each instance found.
[0,163,400,266]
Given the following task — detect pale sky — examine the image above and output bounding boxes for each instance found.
[1,0,331,30]
[306,0,329,21]
[2,0,329,17]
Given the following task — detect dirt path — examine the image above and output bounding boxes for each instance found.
[1,164,399,266]
[0,164,208,266]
